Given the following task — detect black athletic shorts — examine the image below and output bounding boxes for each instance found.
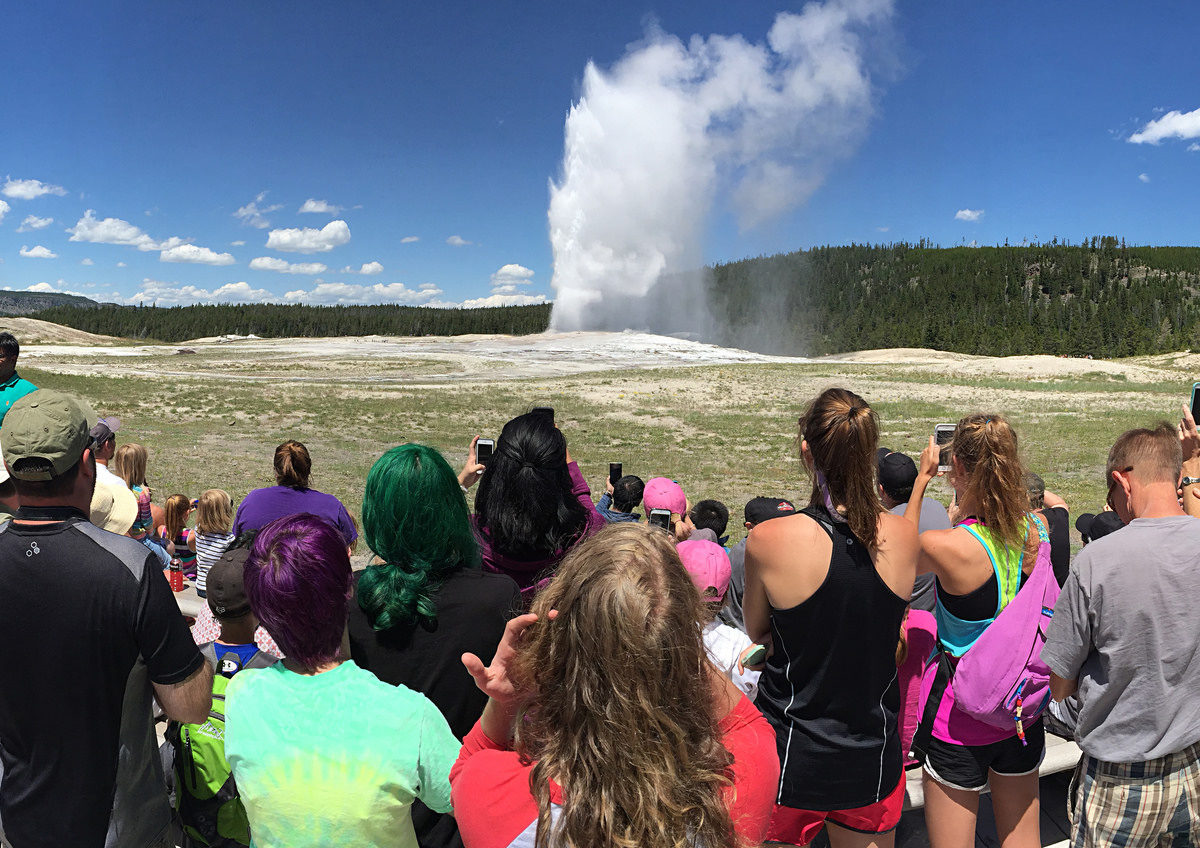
[922,717,1045,792]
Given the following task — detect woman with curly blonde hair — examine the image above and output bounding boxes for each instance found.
[450,522,778,848]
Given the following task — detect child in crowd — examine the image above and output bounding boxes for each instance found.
[643,477,694,541]
[161,493,197,579]
[677,538,759,701]
[112,442,172,564]
[192,489,236,598]
[168,547,277,848]
[689,499,730,545]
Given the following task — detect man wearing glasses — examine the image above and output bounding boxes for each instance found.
[0,332,37,426]
[1043,422,1200,847]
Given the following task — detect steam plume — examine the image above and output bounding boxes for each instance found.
[548,0,894,335]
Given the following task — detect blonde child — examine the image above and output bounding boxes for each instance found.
[191,489,235,598]
[160,494,198,579]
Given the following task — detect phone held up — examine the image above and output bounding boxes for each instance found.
[1191,383,1200,424]
[648,508,672,531]
[934,424,955,473]
[475,438,495,466]
[609,462,623,486]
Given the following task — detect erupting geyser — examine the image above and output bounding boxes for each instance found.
[548,0,895,338]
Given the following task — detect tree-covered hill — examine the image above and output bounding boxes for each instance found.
[24,302,552,343]
[707,238,1200,357]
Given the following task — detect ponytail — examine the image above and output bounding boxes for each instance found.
[952,415,1033,554]
[274,440,312,489]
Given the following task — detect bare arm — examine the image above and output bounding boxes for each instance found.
[905,436,940,528]
[1042,490,1067,510]
[1049,672,1077,703]
[742,531,772,647]
[153,661,213,725]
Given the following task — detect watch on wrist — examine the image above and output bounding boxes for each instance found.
[1181,477,1200,487]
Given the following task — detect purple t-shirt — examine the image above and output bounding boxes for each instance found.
[232,485,357,545]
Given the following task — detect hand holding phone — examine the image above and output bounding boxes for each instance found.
[475,438,495,466]
[648,508,671,530]
[609,462,622,486]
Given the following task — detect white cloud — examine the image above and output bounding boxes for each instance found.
[0,200,8,223]
[400,235,420,244]
[17,214,52,232]
[2,177,68,200]
[458,293,549,309]
[1190,143,1200,152]
[265,219,351,253]
[1138,172,1151,183]
[126,278,275,306]
[1129,108,1200,144]
[67,209,189,251]
[8,280,90,297]
[233,191,283,229]
[19,245,57,259]
[446,235,472,246]
[116,261,127,268]
[298,198,341,215]
[340,261,384,275]
[282,281,444,306]
[249,256,328,275]
[954,208,984,222]
[160,244,237,265]
[230,240,246,246]
[490,263,535,288]
[876,226,889,232]
[81,258,94,266]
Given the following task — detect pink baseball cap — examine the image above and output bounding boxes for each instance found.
[676,539,732,602]
[643,477,686,515]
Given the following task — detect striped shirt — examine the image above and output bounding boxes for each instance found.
[194,530,235,593]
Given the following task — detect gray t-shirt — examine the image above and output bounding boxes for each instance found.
[1042,515,1200,762]
[889,498,952,612]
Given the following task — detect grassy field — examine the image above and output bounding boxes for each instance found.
[18,343,1186,552]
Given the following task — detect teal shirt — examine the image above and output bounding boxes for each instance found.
[225,660,459,848]
[0,373,36,426]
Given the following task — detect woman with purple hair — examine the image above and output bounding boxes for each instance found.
[224,514,459,848]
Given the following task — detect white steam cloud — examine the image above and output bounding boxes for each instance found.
[548,0,894,333]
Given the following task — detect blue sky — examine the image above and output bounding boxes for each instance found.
[1,1,1197,308]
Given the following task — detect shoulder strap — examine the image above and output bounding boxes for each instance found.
[799,505,836,540]
[243,649,277,670]
[909,649,953,764]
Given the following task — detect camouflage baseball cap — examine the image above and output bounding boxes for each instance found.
[1,389,91,481]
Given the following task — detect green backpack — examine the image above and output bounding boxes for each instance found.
[168,644,275,848]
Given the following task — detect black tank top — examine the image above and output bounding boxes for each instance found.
[756,506,908,810]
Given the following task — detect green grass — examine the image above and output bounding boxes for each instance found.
[16,356,1188,552]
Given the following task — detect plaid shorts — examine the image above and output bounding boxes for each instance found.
[1069,738,1200,848]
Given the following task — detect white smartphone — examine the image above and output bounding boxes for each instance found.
[475,438,495,465]
[934,424,955,473]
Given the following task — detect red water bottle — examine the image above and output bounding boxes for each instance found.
[169,557,184,592]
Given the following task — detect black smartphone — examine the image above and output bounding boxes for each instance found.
[475,438,494,465]
[935,423,955,472]
[648,508,671,530]
[1191,383,1200,422]
[609,462,622,486]
[531,406,554,423]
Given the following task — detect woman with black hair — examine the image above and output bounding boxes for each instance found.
[460,412,604,605]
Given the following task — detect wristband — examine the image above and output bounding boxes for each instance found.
[1182,477,1200,487]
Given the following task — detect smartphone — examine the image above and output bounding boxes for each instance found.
[609,462,622,486]
[648,508,672,530]
[475,438,495,466]
[531,406,554,423]
[1191,383,1200,423]
[743,644,769,667]
[935,424,955,473]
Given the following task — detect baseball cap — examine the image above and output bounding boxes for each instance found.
[89,479,138,535]
[207,547,252,619]
[643,477,686,515]
[88,416,121,449]
[877,449,918,501]
[744,497,796,526]
[1,390,91,481]
[676,539,732,602]
[1075,511,1124,544]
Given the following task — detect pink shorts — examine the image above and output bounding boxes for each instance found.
[766,773,906,846]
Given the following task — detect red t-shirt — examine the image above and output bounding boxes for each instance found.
[450,694,779,848]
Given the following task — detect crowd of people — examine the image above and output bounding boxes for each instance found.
[0,328,1198,848]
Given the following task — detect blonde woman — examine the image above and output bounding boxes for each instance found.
[191,489,235,598]
[450,523,779,848]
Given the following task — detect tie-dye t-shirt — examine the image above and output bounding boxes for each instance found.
[225,660,458,848]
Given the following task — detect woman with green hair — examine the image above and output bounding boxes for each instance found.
[348,443,521,848]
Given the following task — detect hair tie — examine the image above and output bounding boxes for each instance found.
[814,469,848,523]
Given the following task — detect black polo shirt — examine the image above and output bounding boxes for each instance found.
[0,506,204,847]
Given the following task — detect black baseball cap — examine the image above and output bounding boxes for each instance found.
[877,448,918,501]
[1075,511,1124,543]
[744,497,796,525]
[207,547,252,620]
